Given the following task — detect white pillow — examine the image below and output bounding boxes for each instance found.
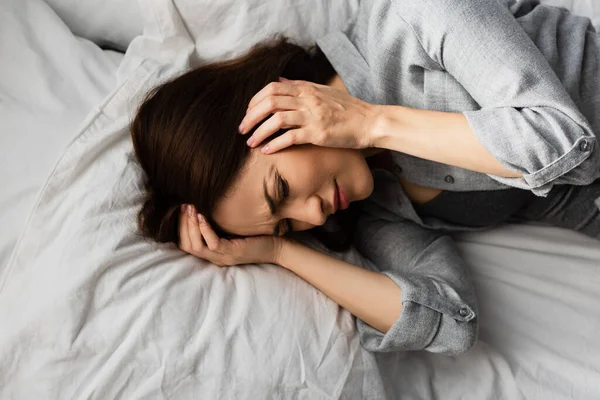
[43,0,598,56]
[0,3,392,398]
[172,0,360,62]
[43,0,143,51]
[0,0,123,273]
[43,0,359,56]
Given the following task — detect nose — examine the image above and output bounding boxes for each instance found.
[288,195,327,227]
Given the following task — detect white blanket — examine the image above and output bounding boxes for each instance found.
[1,0,599,399]
[0,0,122,276]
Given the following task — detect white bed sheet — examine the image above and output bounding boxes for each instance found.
[1,0,599,399]
[0,0,123,276]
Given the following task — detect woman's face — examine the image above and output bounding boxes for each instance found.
[213,145,374,237]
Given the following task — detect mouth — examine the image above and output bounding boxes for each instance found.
[334,179,350,213]
[333,179,340,215]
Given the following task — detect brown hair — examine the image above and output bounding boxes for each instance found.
[131,38,356,251]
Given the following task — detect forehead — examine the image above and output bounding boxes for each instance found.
[212,150,275,236]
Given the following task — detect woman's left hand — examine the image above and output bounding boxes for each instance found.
[238,79,380,154]
[179,205,284,267]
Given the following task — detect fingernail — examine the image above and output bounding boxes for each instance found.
[279,77,290,82]
[238,123,245,133]
[197,214,205,223]
[246,137,254,147]
[187,205,194,218]
[180,204,186,213]
[261,145,269,154]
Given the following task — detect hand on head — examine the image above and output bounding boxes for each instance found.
[178,204,284,266]
[238,78,380,154]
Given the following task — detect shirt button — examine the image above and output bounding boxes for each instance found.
[444,175,455,184]
[579,140,590,152]
[459,307,470,317]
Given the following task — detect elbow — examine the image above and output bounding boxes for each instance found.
[429,317,479,355]
[445,319,478,355]
[454,321,478,354]
[521,136,600,192]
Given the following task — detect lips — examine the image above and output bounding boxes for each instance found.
[333,179,350,214]
[333,180,340,214]
[337,180,350,211]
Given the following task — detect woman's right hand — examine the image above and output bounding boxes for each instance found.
[178,204,285,267]
[238,79,380,154]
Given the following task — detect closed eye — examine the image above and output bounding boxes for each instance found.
[276,172,293,236]
[278,172,289,199]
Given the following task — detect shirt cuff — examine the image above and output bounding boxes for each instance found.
[464,110,599,195]
[486,142,600,197]
[356,271,477,354]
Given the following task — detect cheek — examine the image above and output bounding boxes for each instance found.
[290,160,329,192]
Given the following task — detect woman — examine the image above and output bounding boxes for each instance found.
[130,0,600,354]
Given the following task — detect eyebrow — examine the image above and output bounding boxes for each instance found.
[263,165,279,235]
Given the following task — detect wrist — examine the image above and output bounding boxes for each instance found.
[271,236,292,266]
[369,105,396,150]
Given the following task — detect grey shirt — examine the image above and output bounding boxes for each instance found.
[316,0,599,353]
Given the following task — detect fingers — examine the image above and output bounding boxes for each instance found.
[260,128,306,154]
[179,204,191,250]
[246,111,306,149]
[197,214,221,251]
[179,205,224,261]
[240,95,303,135]
[246,81,302,111]
[185,205,205,254]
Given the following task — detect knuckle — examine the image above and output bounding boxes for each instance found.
[266,98,277,109]
[315,108,327,121]
[275,113,286,125]
[317,130,328,143]
[305,86,317,95]
[288,130,297,145]
[267,82,278,93]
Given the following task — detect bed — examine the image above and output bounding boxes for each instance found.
[0,0,599,399]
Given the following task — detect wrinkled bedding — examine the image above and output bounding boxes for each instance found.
[1,0,599,399]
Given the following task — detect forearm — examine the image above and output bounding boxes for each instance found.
[275,239,402,334]
[371,105,523,178]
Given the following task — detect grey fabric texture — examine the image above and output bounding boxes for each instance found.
[413,181,600,239]
[316,0,600,353]
[352,214,479,354]
[318,0,600,197]
[511,178,600,238]
[414,188,535,227]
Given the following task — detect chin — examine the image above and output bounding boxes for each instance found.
[344,152,375,204]
[353,173,375,203]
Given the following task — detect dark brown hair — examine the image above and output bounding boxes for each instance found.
[131,38,357,252]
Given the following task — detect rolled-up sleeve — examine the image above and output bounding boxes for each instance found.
[353,213,478,354]
[392,0,599,195]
